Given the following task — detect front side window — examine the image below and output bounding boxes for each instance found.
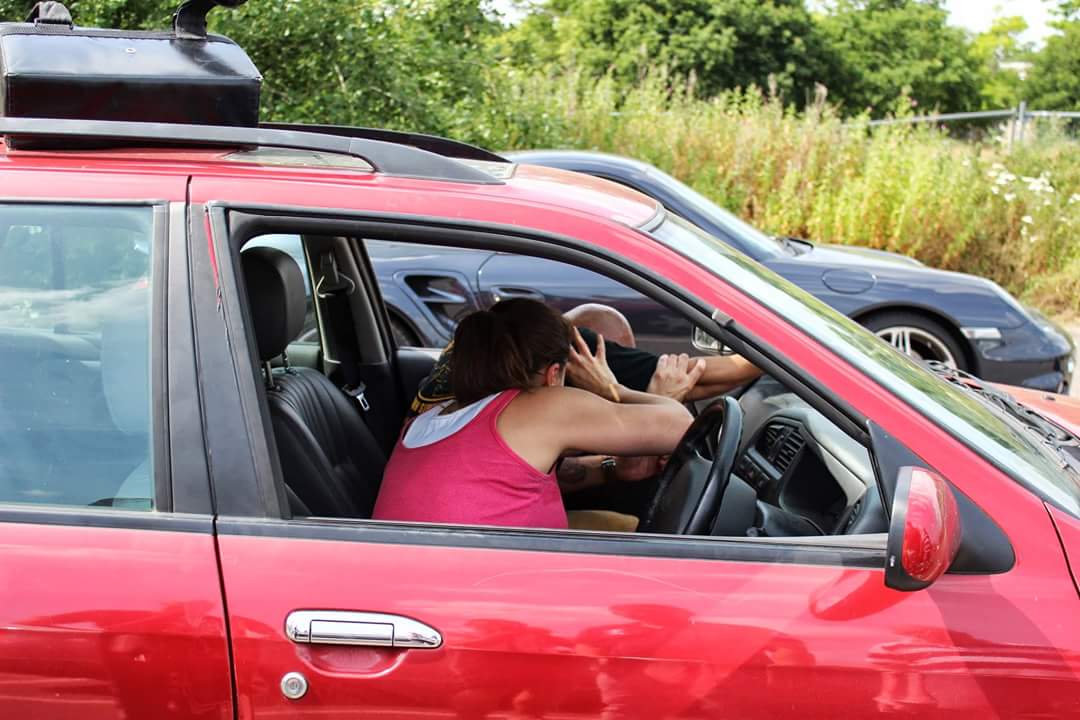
[0,205,155,509]
[653,213,1080,517]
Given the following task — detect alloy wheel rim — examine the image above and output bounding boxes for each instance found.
[874,326,958,368]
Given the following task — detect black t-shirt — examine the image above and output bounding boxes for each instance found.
[575,327,659,392]
[410,328,660,416]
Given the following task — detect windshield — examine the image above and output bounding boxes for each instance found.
[653,214,1080,517]
[642,166,784,257]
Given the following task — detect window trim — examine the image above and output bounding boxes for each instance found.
[204,202,891,568]
[0,199,191,518]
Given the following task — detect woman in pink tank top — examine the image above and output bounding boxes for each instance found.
[373,299,693,530]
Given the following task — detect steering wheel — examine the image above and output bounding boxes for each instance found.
[640,396,744,535]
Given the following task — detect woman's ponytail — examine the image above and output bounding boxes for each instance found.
[451,299,571,405]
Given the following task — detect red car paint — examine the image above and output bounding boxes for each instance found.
[0,148,1077,717]
[1049,504,1080,597]
[0,521,232,719]
[1005,385,1080,436]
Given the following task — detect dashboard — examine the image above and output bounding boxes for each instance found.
[729,377,888,537]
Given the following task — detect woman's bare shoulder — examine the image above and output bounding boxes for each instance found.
[504,385,600,418]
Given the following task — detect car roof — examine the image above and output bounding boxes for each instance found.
[0,140,662,230]
[507,149,656,174]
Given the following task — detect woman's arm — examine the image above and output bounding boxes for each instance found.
[500,386,692,473]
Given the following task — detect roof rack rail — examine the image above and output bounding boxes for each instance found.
[261,122,508,164]
[0,117,502,185]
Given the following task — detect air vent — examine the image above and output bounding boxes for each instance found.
[773,431,804,473]
[760,424,784,452]
[757,422,805,475]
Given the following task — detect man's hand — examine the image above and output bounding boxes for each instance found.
[566,327,620,401]
[646,353,706,402]
[615,455,665,482]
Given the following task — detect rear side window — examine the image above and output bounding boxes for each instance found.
[0,205,155,509]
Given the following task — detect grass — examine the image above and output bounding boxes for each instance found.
[462,71,1080,317]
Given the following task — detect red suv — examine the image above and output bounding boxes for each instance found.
[1,5,1079,719]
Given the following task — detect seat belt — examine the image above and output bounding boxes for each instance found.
[315,251,370,412]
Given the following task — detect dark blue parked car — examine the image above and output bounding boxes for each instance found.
[485,150,1071,393]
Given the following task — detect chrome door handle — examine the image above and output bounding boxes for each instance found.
[285,610,442,649]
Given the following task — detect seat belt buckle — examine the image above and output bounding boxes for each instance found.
[346,382,371,412]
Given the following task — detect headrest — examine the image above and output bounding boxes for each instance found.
[242,246,306,362]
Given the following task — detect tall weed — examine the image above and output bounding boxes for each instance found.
[469,71,1080,316]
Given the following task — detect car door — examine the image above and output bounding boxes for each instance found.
[0,188,232,718]
[197,200,1080,719]
[478,252,695,355]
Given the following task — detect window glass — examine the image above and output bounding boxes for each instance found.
[0,205,155,509]
[245,234,318,344]
[652,213,1080,517]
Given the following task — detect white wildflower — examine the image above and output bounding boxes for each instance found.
[1004,192,1016,202]
[1021,215,1034,225]
[991,186,1001,195]
[991,162,1005,170]
[1069,193,1080,205]
[1021,176,1037,183]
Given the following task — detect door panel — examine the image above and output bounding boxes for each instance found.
[217,524,1079,719]
[478,254,694,355]
[0,518,232,719]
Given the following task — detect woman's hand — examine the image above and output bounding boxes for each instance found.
[566,327,620,401]
[647,353,706,402]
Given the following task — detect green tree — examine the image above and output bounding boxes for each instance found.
[1024,3,1080,109]
[815,0,984,114]
[0,0,506,135]
[0,0,173,28]
[499,0,834,104]
[971,16,1031,109]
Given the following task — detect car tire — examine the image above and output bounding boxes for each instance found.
[860,311,968,371]
[389,315,422,348]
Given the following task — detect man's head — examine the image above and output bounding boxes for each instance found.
[562,303,635,348]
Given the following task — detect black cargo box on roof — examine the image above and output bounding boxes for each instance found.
[0,1,261,149]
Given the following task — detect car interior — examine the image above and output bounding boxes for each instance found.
[237,230,891,541]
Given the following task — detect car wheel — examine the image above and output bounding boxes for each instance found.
[389,315,422,348]
[861,312,967,371]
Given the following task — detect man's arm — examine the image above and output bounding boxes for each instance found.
[685,354,762,400]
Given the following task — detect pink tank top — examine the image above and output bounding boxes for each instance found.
[373,389,568,529]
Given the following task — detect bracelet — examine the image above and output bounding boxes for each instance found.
[600,456,618,483]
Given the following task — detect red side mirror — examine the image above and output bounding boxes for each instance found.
[885,467,961,591]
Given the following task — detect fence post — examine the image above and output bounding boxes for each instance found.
[1017,100,1028,145]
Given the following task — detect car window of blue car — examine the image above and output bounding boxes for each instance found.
[653,213,1080,517]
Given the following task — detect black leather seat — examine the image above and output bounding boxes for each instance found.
[242,246,386,518]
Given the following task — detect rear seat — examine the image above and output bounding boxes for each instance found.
[0,324,147,507]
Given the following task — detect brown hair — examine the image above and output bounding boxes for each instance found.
[451,298,572,405]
